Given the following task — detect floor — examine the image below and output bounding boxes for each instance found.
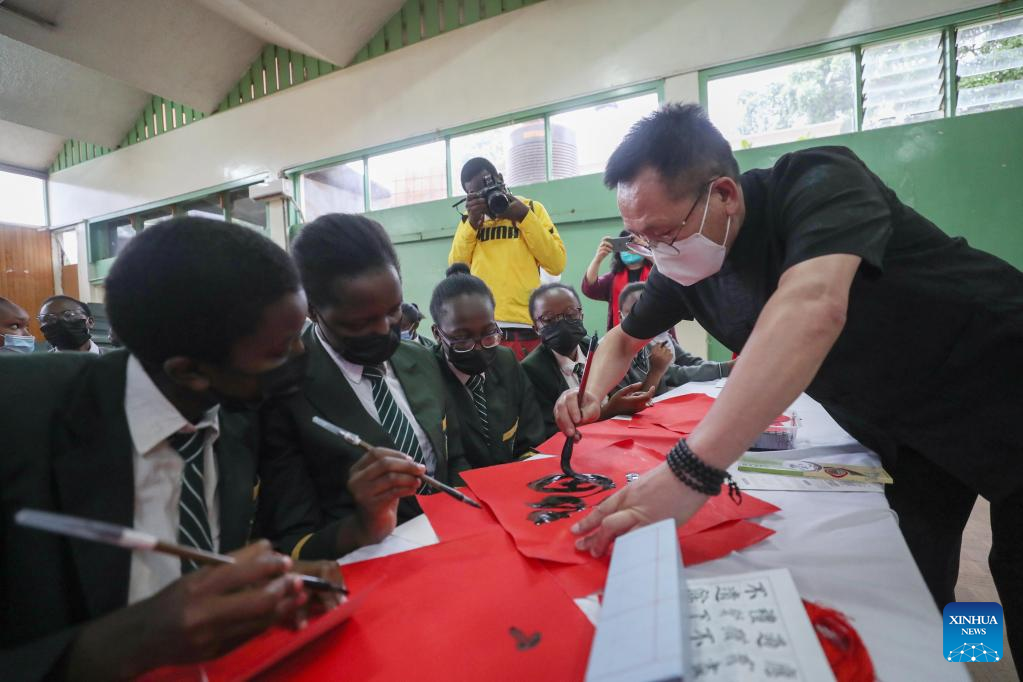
[956,498,1018,682]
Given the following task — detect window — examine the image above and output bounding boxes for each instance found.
[138,207,173,229]
[178,194,224,220]
[58,230,78,267]
[92,217,136,260]
[302,160,365,220]
[227,187,267,231]
[0,170,46,226]
[368,141,447,210]
[707,53,856,149]
[548,93,659,178]
[861,32,945,129]
[956,15,1023,116]
[449,119,545,193]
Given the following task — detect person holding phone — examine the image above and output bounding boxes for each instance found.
[581,229,654,330]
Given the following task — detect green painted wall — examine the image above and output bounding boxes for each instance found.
[363,107,1023,361]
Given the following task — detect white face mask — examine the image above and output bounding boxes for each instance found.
[650,181,731,286]
[2,333,35,353]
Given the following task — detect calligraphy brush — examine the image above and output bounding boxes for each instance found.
[560,332,600,477]
[15,509,347,593]
[311,416,483,509]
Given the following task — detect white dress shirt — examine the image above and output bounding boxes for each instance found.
[315,326,438,473]
[552,345,587,390]
[124,355,221,604]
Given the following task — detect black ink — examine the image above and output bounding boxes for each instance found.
[509,627,541,650]
[720,608,744,620]
[690,608,711,622]
[744,581,768,599]
[528,510,573,525]
[756,632,788,649]
[715,585,741,602]
[764,662,798,679]
[725,654,755,671]
[692,627,716,647]
[693,661,721,678]
[688,588,710,605]
[528,473,614,495]
[723,626,748,644]
[527,494,588,525]
[749,608,777,624]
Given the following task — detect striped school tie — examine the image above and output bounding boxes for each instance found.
[168,427,213,573]
[466,373,489,446]
[362,365,428,491]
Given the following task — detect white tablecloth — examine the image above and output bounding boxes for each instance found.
[340,381,969,682]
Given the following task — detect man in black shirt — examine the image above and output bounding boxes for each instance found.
[557,104,1023,664]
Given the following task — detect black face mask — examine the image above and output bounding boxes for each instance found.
[42,318,91,350]
[539,319,587,357]
[212,352,309,412]
[446,344,498,376]
[333,323,402,366]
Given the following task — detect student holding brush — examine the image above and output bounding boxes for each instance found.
[261,213,469,560]
[0,218,421,680]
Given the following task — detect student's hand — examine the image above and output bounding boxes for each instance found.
[292,560,347,614]
[348,446,424,546]
[496,197,530,223]
[572,462,709,557]
[554,387,603,440]
[648,342,674,374]
[593,237,614,262]
[601,382,655,419]
[466,194,487,229]
[68,540,307,679]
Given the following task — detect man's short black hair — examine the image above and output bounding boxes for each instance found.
[446,262,471,277]
[430,267,495,323]
[460,157,499,189]
[291,213,400,308]
[528,282,580,321]
[401,302,425,324]
[40,294,92,318]
[604,103,740,198]
[105,217,300,367]
[618,281,647,310]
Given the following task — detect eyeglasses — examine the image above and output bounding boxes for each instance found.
[38,310,87,325]
[536,308,583,327]
[627,177,720,258]
[437,328,504,353]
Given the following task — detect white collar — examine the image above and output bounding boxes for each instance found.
[124,354,219,456]
[552,345,586,376]
[315,324,386,383]
[87,340,102,355]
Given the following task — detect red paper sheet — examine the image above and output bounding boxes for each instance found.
[628,392,717,435]
[263,529,593,682]
[544,519,777,599]
[139,586,370,682]
[416,487,498,542]
[461,440,665,564]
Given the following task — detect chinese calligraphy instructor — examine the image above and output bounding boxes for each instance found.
[555,104,1023,667]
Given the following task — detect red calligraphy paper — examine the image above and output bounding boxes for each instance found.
[263,529,593,682]
[536,420,681,458]
[416,487,499,542]
[461,440,665,564]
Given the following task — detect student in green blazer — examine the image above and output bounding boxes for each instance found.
[263,214,468,559]
[0,219,422,680]
[429,268,544,467]
[522,283,654,440]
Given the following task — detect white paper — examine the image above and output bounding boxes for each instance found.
[729,467,883,493]
[685,568,835,681]
[586,519,688,682]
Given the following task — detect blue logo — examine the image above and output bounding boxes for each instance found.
[943,602,1003,662]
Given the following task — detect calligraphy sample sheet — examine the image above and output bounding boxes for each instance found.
[685,569,835,681]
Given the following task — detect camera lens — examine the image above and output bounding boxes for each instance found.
[487,191,510,215]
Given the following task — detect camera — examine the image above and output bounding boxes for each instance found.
[478,172,512,216]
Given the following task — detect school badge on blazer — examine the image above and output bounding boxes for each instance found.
[943,602,1003,662]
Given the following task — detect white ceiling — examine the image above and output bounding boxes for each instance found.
[0,0,402,171]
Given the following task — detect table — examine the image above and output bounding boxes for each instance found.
[340,381,969,681]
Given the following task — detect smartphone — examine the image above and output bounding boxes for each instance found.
[608,236,634,252]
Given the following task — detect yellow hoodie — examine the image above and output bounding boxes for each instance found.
[448,197,566,326]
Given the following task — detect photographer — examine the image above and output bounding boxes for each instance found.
[581,230,654,330]
[448,157,566,360]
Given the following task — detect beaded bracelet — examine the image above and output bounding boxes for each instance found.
[666,438,742,504]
